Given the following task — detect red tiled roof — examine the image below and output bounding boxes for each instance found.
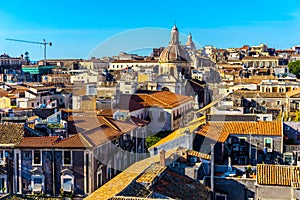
[146,91,193,108]
[53,134,91,148]
[82,125,122,146]
[196,121,282,142]
[257,164,300,186]
[119,91,193,111]
[17,136,60,148]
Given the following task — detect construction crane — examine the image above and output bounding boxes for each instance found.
[6,38,52,66]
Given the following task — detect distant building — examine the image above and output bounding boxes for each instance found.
[79,59,108,71]
[118,91,194,131]
[256,164,300,199]
[0,53,24,73]
[194,121,283,165]
[108,60,158,71]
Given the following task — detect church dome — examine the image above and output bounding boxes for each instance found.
[185,33,196,50]
[159,25,191,63]
[159,45,191,63]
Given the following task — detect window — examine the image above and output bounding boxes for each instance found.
[0,175,7,193]
[33,150,42,165]
[63,151,72,166]
[239,137,246,146]
[272,62,275,67]
[264,138,273,151]
[31,176,44,193]
[107,167,111,180]
[63,178,73,192]
[97,171,102,187]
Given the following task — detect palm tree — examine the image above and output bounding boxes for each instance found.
[24,51,30,64]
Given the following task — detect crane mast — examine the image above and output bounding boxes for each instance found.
[6,38,52,66]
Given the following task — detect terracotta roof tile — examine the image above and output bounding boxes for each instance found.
[97,116,137,133]
[153,170,210,200]
[81,125,122,146]
[196,122,230,142]
[85,148,178,200]
[147,91,193,109]
[136,164,167,184]
[53,134,91,148]
[120,91,193,111]
[196,121,282,142]
[257,164,300,186]
[17,136,60,148]
[187,149,211,160]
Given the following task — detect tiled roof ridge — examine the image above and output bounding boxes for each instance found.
[151,91,193,107]
[53,133,93,148]
[147,93,171,108]
[99,116,120,131]
[52,135,75,144]
[77,133,93,148]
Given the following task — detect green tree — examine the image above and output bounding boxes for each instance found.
[24,51,30,64]
[288,60,300,78]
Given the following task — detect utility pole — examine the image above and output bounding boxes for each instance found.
[211,144,214,199]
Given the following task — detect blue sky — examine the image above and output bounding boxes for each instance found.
[1,0,300,60]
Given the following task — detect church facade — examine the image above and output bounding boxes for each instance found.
[155,25,210,108]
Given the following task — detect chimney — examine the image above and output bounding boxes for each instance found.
[179,149,188,163]
[160,150,166,167]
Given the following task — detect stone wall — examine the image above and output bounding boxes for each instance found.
[211,177,256,200]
